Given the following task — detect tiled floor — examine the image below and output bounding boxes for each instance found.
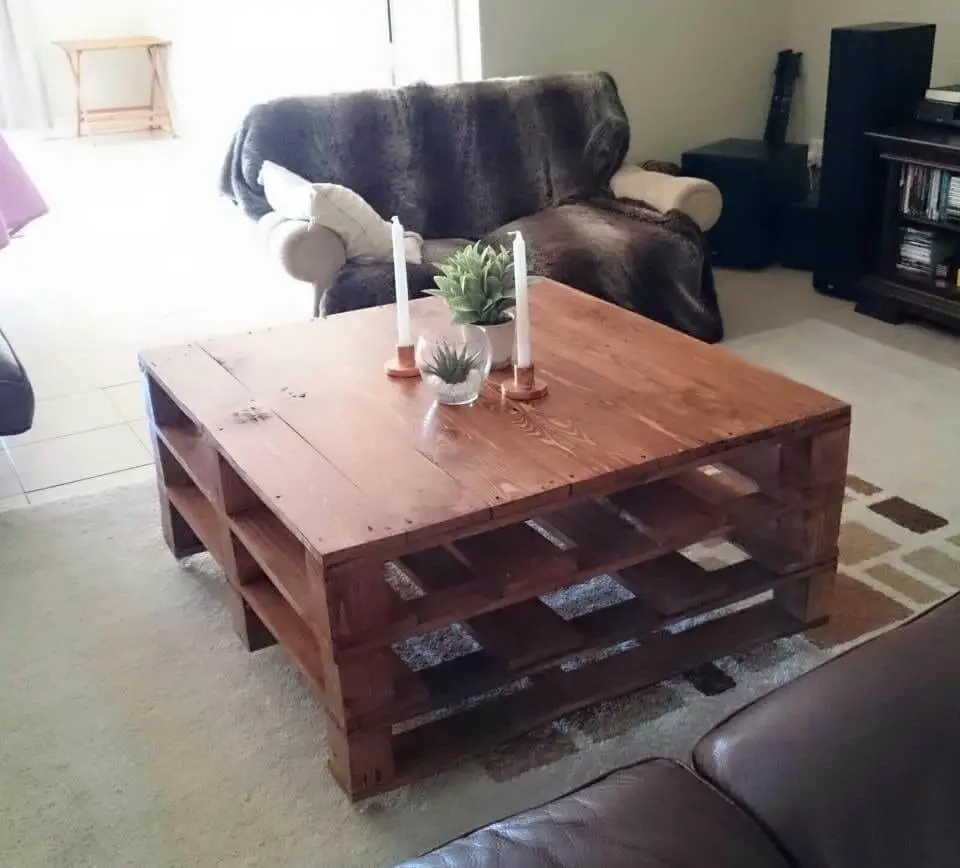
[0,134,305,507]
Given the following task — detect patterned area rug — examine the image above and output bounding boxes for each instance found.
[1,477,957,867]
[431,473,959,787]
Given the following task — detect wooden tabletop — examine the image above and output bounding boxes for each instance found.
[54,36,170,53]
[141,281,848,564]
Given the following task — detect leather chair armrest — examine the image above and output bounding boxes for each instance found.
[0,329,35,436]
[694,596,960,868]
[397,759,790,868]
[257,212,347,292]
[611,166,723,231]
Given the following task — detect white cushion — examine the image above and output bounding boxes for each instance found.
[258,161,422,263]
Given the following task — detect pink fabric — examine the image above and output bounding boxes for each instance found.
[0,133,47,248]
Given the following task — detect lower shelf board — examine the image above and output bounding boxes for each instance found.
[348,601,814,800]
[858,274,960,331]
[241,579,326,697]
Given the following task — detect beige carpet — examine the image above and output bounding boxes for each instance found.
[2,319,959,867]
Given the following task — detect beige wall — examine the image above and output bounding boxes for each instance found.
[787,1,960,142]
[478,0,788,162]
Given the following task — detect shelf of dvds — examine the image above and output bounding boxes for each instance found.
[860,126,960,332]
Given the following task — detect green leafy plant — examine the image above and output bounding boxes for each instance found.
[426,242,516,325]
[422,340,484,385]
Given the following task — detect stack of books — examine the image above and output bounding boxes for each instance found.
[949,176,960,222]
[899,165,960,223]
[897,227,960,291]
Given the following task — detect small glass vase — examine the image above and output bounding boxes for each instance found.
[416,332,492,406]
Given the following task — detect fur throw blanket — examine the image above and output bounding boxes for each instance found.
[220,72,629,238]
[324,195,721,343]
[223,72,723,343]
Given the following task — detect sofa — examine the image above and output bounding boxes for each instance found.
[221,73,725,342]
[0,328,34,437]
[396,593,960,867]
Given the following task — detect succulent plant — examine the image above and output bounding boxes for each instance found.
[421,340,484,385]
[426,242,516,326]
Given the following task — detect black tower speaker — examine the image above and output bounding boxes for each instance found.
[814,22,936,299]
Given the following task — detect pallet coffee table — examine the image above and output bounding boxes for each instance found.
[140,281,850,800]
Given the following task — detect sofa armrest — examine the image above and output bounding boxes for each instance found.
[694,595,960,868]
[257,212,347,291]
[611,166,723,232]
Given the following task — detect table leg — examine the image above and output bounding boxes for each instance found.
[308,556,397,797]
[146,45,174,135]
[213,454,276,651]
[148,47,158,131]
[774,426,849,622]
[65,50,84,137]
[143,374,204,558]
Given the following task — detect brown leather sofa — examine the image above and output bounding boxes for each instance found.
[0,326,34,436]
[397,594,960,867]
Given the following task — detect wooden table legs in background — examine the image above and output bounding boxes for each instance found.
[54,37,175,137]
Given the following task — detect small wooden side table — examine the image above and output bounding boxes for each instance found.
[54,36,174,137]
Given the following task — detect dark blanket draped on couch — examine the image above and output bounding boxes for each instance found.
[221,72,723,343]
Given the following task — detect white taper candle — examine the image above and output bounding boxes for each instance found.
[391,216,412,346]
[513,231,531,368]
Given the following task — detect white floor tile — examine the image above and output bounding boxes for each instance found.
[129,420,153,451]
[0,450,24,499]
[3,391,125,447]
[0,493,28,511]
[8,424,152,492]
[103,382,148,422]
[26,465,156,505]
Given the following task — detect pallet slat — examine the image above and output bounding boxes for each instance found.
[367,603,808,801]
[537,501,659,571]
[451,522,576,592]
[400,546,582,670]
[355,561,809,733]
[232,508,311,622]
[242,579,325,695]
[618,554,777,617]
[159,425,221,501]
[166,484,223,562]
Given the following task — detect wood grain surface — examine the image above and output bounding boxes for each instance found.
[141,281,848,566]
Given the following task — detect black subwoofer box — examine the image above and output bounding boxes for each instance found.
[682,139,808,270]
[814,22,936,299]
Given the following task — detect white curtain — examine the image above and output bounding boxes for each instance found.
[0,0,51,130]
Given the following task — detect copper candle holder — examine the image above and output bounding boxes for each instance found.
[501,363,549,401]
[385,344,420,379]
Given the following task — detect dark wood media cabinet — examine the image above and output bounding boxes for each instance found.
[859,125,960,332]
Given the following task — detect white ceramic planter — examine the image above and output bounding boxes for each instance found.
[464,313,515,371]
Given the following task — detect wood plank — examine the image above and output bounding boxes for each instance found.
[140,345,411,563]
[450,522,576,593]
[618,555,780,617]
[241,579,325,696]
[356,561,809,733]
[610,479,728,546]
[166,484,224,563]
[359,602,808,800]
[56,35,171,51]
[231,508,311,622]
[200,317,587,526]
[463,604,582,669]
[399,546,582,670]
[157,425,220,501]
[537,500,659,571]
[531,282,849,445]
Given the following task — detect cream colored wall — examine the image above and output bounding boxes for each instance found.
[787,1,960,142]
[477,0,788,162]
